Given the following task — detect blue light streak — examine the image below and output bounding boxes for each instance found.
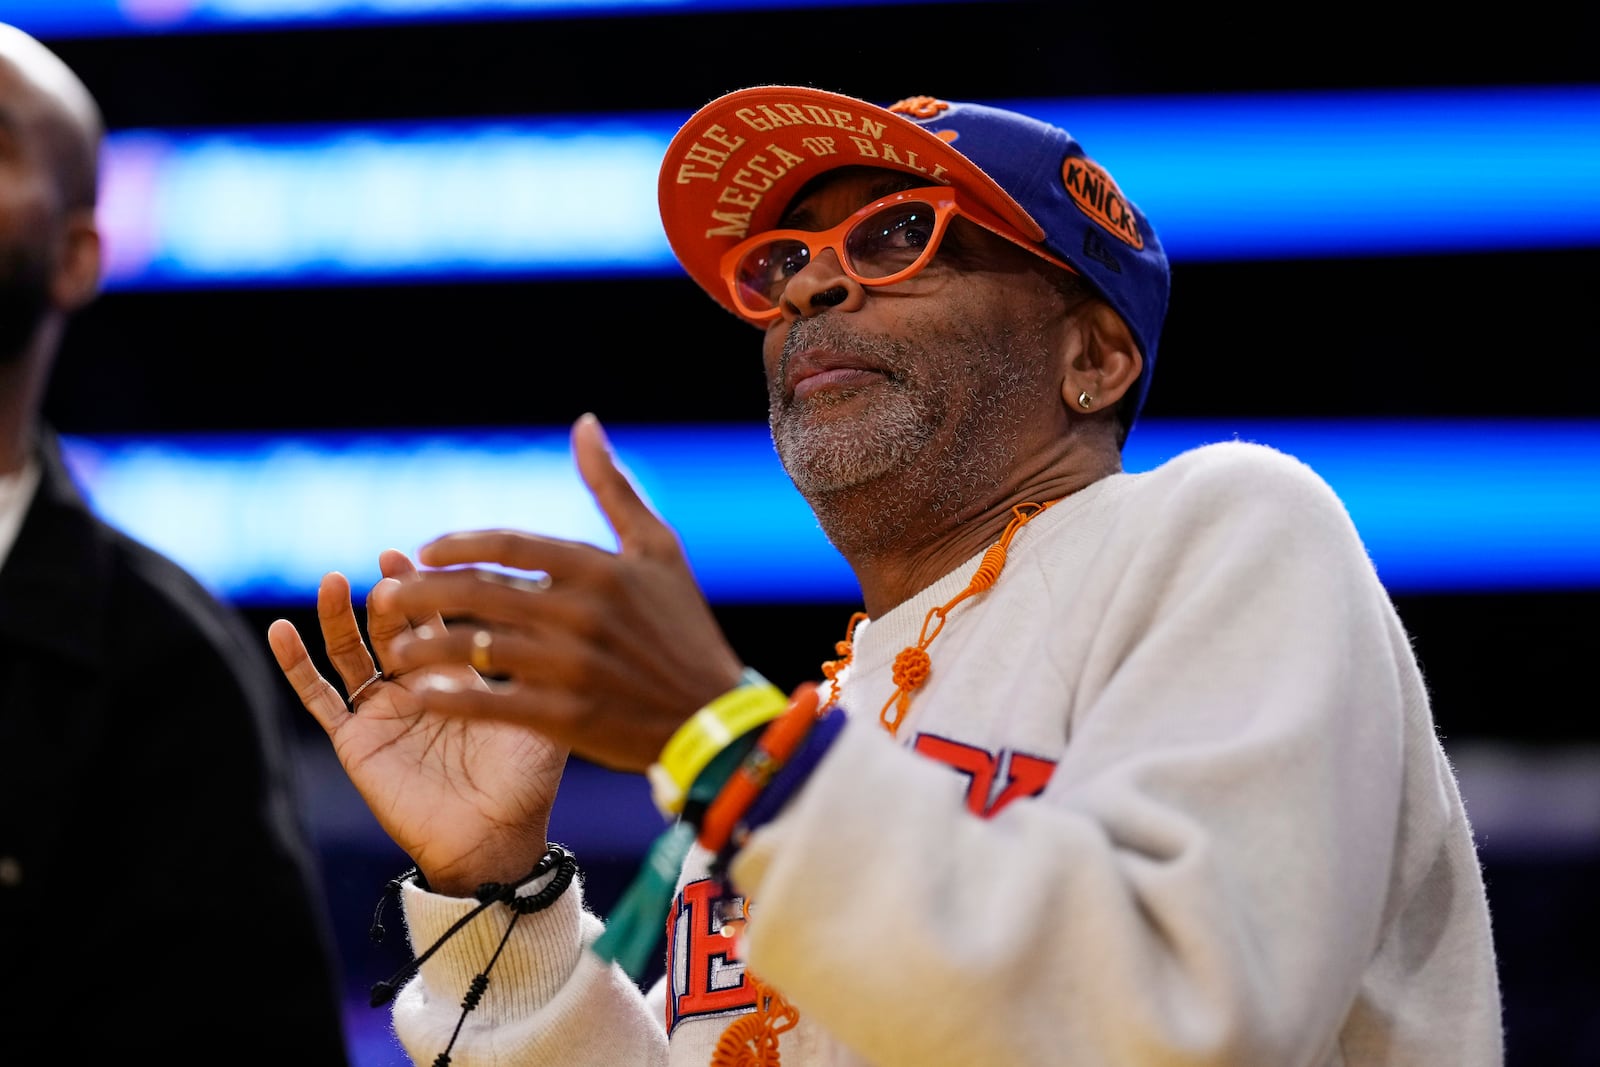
[59,419,1600,605]
[90,85,1600,289]
[1011,88,1600,260]
[9,0,925,37]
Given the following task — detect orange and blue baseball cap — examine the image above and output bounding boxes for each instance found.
[657,85,1171,421]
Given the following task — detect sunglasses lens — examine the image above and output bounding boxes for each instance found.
[844,201,941,279]
[726,197,946,317]
[733,238,810,313]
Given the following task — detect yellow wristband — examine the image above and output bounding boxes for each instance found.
[647,668,786,817]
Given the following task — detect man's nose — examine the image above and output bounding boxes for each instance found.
[779,246,865,319]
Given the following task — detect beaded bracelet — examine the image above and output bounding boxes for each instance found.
[647,666,787,818]
[367,844,579,1067]
[696,682,821,856]
[368,843,578,1008]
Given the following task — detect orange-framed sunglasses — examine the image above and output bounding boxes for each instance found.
[718,185,1077,325]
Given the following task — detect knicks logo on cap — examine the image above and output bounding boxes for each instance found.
[1063,158,1144,250]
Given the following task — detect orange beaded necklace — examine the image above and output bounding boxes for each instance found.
[821,498,1060,736]
[709,498,1059,1067]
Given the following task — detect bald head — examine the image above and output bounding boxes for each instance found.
[0,23,105,381]
[0,22,102,209]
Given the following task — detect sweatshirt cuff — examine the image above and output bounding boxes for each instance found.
[400,867,592,1016]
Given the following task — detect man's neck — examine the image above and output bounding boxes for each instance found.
[811,443,1124,617]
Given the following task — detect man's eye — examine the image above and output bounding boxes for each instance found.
[885,213,934,249]
[853,207,935,258]
[778,247,810,278]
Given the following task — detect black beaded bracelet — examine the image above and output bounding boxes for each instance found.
[368,843,579,1009]
[506,843,577,914]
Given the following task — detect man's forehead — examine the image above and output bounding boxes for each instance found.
[777,167,929,230]
[0,69,46,153]
[0,59,67,140]
[0,56,32,109]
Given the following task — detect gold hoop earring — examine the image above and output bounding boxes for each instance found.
[1077,390,1094,410]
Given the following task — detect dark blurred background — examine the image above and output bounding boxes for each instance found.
[19,2,1599,1063]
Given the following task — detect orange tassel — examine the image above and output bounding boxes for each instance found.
[709,970,799,1067]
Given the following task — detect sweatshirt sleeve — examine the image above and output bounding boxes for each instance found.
[730,443,1467,1066]
[391,871,668,1066]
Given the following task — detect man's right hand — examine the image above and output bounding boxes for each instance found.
[268,549,568,897]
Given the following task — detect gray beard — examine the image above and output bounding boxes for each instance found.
[767,314,1045,558]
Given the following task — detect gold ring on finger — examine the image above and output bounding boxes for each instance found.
[470,629,494,674]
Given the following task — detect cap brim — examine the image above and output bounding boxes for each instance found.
[658,85,1045,326]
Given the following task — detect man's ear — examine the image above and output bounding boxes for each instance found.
[1062,300,1143,414]
[51,207,102,312]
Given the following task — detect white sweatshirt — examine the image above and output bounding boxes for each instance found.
[392,440,1504,1066]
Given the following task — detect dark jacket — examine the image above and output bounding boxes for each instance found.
[0,426,350,1062]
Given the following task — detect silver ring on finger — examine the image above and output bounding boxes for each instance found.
[347,669,384,712]
[485,571,551,593]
